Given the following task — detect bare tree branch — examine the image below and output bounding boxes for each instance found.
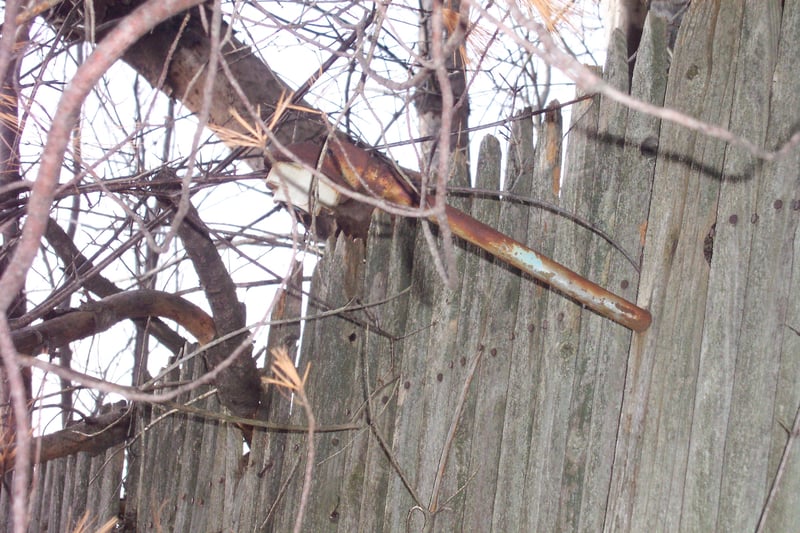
[44,218,187,354]
[162,191,262,419]
[48,0,329,159]
[0,0,208,310]
[30,401,130,465]
[473,0,800,161]
[11,289,216,354]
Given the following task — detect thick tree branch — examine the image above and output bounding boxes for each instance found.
[163,194,262,419]
[0,401,131,468]
[34,401,131,464]
[48,1,328,162]
[0,10,207,528]
[44,218,187,354]
[11,289,216,354]
[0,0,205,312]
[0,11,28,531]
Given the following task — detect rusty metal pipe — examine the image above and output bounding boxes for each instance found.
[273,141,652,332]
[440,205,652,332]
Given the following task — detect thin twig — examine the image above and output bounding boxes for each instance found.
[11,212,172,329]
[17,323,256,405]
[263,347,315,533]
[429,346,482,513]
[261,457,302,529]
[146,396,360,434]
[361,325,426,508]
[0,23,215,517]
[0,317,29,533]
[370,95,592,152]
[293,386,315,533]
[0,1,20,87]
[157,0,223,253]
[0,4,28,530]
[371,415,426,509]
[429,0,458,288]
[755,389,800,531]
[0,0,206,318]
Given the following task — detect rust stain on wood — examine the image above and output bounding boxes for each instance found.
[545,102,562,197]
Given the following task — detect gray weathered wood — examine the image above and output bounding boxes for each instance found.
[458,134,513,532]
[758,16,800,533]
[609,2,743,530]
[682,3,780,532]
[715,2,796,531]
[491,105,560,532]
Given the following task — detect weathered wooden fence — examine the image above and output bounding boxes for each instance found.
[9,2,800,531]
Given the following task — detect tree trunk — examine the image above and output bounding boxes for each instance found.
[415,0,470,174]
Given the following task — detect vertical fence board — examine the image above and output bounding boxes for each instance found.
[231,261,305,533]
[765,169,800,533]
[269,235,367,532]
[27,466,45,532]
[609,2,743,530]
[268,250,334,532]
[44,457,65,531]
[340,212,416,533]
[764,4,800,514]
[581,13,667,533]
[457,134,508,531]
[557,26,636,533]
[383,156,474,533]
[173,365,207,531]
[681,3,780,532]
[526,75,600,531]
[61,451,90,531]
[376,186,434,530]
[417,154,477,507]
[716,2,797,531]
[91,444,124,527]
[190,395,225,532]
[565,43,629,531]
[491,105,560,532]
